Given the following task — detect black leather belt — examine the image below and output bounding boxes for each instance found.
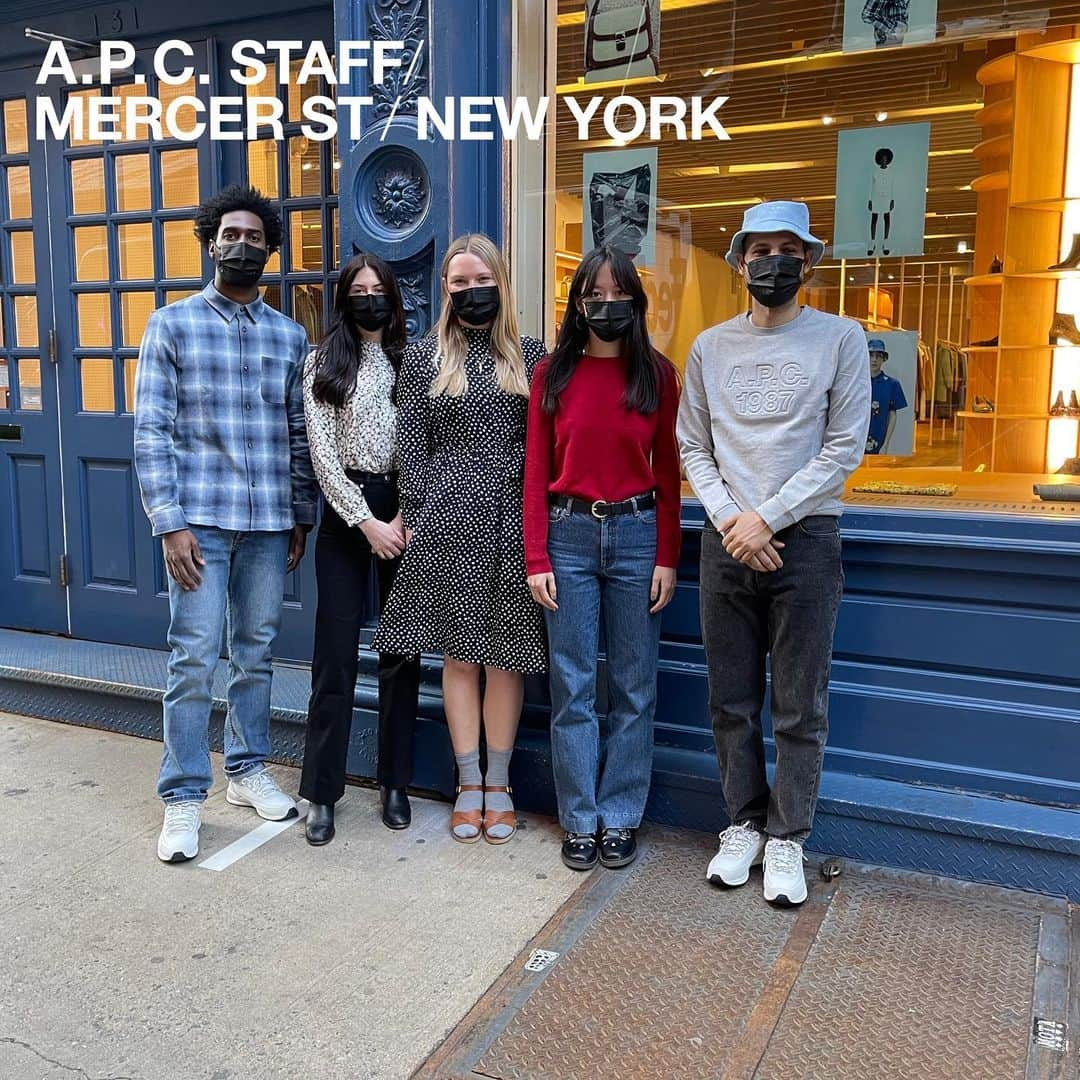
[345,469,398,484]
[549,491,656,519]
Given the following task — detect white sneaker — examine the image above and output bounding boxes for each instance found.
[226,768,298,821]
[706,822,766,887]
[763,838,808,906]
[157,801,202,863]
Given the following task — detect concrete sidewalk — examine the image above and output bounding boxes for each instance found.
[2,710,1077,1080]
[0,712,582,1080]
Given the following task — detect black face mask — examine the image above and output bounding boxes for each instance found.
[214,241,268,288]
[450,285,500,325]
[347,293,394,331]
[745,254,805,308]
[583,299,636,342]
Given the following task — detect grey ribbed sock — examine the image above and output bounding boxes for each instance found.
[453,748,482,839]
[484,746,515,839]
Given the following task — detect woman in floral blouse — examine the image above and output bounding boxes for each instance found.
[299,253,421,845]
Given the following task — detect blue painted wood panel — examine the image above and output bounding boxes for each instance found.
[11,455,51,579]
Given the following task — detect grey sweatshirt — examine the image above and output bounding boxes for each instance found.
[677,307,871,533]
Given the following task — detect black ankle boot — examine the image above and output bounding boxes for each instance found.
[381,787,411,830]
[305,802,335,846]
[1050,233,1080,271]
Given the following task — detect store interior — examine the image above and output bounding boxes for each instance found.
[551,0,1080,512]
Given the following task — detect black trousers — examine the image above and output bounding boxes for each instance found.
[300,477,421,804]
[699,518,843,841]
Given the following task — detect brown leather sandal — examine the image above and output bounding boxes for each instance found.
[451,784,484,843]
[481,785,517,845]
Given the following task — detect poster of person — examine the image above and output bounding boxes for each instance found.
[584,0,661,84]
[833,122,930,260]
[843,0,938,52]
[865,331,917,456]
[582,147,658,266]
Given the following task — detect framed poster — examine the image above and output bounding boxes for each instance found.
[584,0,661,83]
[582,146,658,266]
[865,331,916,456]
[843,0,938,52]
[833,122,930,260]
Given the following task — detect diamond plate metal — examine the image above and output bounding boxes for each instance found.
[443,834,1062,1080]
[757,876,1042,1080]
[475,836,798,1080]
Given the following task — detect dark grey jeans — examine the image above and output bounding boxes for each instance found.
[699,516,844,841]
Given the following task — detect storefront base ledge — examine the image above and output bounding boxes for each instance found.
[2,647,1077,902]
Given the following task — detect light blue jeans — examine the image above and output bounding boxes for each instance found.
[158,526,290,803]
[543,506,662,833]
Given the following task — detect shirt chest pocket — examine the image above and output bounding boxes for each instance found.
[260,354,288,405]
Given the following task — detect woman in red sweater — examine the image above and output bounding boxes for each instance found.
[524,246,681,872]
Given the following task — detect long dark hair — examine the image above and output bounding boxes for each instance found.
[544,246,666,415]
[311,253,408,407]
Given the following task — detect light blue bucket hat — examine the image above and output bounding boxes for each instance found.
[726,200,826,271]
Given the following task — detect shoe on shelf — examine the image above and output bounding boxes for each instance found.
[1068,390,1080,417]
[1051,391,1067,417]
[972,396,995,414]
[1049,312,1080,345]
[380,786,411,830]
[763,838,808,907]
[989,254,1003,274]
[706,822,766,888]
[969,336,998,348]
[599,827,638,869]
[157,801,202,863]
[305,802,335,845]
[561,831,599,871]
[1057,456,1080,475]
[1050,232,1080,271]
[226,768,298,822]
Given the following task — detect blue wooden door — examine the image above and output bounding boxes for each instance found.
[30,8,332,658]
[0,71,67,634]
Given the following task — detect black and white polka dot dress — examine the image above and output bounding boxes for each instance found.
[372,327,547,674]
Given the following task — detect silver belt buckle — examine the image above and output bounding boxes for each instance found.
[590,500,607,520]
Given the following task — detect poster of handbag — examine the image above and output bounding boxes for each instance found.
[584,0,660,83]
[864,331,916,456]
[843,0,938,52]
[582,147,658,266]
[832,122,930,260]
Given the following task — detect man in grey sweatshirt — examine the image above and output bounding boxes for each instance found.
[677,200,870,907]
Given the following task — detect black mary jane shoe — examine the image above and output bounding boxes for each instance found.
[381,786,412,830]
[561,831,599,871]
[599,827,638,869]
[305,802,335,846]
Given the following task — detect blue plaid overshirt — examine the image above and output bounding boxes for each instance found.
[134,282,318,537]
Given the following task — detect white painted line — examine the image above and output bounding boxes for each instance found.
[198,801,308,872]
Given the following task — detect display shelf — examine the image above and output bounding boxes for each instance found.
[1011,196,1078,212]
[977,53,1017,86]
[963,274,1004,288]
[1007,268,1080,280]
[958,411,1056,421]
[975,98,1014,128]
[961,345,999,353]
[971,170,1009,193]
[1020,37,1080,64]
[973,134,1012,161]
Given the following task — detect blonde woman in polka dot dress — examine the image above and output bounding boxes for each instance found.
[373,234,546,844]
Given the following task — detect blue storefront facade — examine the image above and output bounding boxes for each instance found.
[0,0,1077,897]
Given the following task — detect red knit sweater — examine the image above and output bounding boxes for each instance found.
[524,353,682,575]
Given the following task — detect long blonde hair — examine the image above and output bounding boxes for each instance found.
[430,233,529,399]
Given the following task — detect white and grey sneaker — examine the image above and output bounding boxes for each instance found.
[226,768,298,821]
[763,838,808,906]
[706,822,766,887]
[157,801,202,863]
